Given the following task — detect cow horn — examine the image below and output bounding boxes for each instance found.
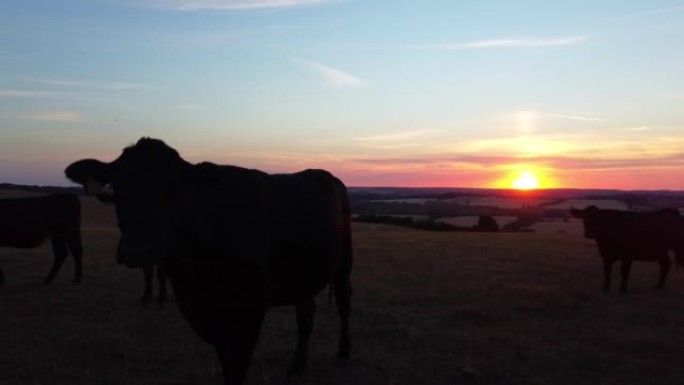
[85,176,104,196]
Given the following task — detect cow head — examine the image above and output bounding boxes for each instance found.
[569,205,600,239]
[65,138,190,267]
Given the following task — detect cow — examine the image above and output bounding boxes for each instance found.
[65,138,353,384]
[570,205,683,293]
[98,192,168,305]
[0,193,83,285]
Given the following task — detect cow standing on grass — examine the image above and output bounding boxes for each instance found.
[65,137,353,385]
[0,193,83,285]
[570,205,683,292]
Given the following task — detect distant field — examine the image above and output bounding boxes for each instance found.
[544,199,629,210]
[437,216,518,228]
[370,198,436,204]
[3,192,684,384]
[444,196,553,209]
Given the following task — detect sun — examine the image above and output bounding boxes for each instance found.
[512,171,540,190]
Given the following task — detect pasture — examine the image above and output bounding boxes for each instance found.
[3,194,684,384]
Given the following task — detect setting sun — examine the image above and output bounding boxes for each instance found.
[512,171,540,190]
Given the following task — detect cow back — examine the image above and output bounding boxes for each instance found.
[0,194,81,248]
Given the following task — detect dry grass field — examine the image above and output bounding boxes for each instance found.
[3,193,684,384]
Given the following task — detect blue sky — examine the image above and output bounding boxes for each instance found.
[2,0,684,189]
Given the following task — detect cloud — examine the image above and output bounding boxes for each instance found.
[546,113,612,123]
[355,129,443,142]
[352,152,684,173]
[177,104,209,110]
[146,0,330,10]
[26,78,149,91]
[625,6,684,19]
[16,111,86,122]
[298,59,365,87]
[405,36,586,50]
[0,89,68,98]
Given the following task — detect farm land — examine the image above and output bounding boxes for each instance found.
[3,186,684,384]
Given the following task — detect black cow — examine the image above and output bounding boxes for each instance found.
[0,193,83,285]
[570,205,683,292]
[99,192,168,305]
[65,138,352,384]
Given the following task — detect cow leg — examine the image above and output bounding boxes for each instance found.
[67,236,83,283]
[334,277,352,358]
[602,259,612,292]
[156,264,168,306]
[620,259,633,293]
[288,298,316,379]
[215,308,266,385]
[45,239,69,284]
[655,257,672,290]
[141,264,154,305]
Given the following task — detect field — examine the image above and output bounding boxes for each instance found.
[3,195,684,384]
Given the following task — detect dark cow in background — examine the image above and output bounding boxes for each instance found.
[0,193,83,285]
[65,138,353,385]
[570,205,683,292]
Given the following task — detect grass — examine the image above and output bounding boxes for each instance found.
[3,195,684,384]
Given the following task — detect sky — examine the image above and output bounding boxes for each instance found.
[1,0,684,190]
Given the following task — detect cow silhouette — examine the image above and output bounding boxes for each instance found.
[571,205,683,292]
[65,138,352,384]
[0,194,83,285]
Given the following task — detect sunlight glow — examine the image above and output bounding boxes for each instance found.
[512,171,540,190]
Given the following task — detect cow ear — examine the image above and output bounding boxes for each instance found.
[569,208,584,218]
[65,159,115,196]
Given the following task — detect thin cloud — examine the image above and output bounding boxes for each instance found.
[355,129,443,142]
[0,89,68,98]
[405,36,586,50]
[177,104,209,111]
[16,111,86,122]
[146,0,330,10]
[27,78,149,91]
[547,113,612,123]
[352,152,684,172]
[625,6,684,18]
[298,59,365,87]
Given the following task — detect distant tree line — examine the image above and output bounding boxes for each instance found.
[351,214,535,233]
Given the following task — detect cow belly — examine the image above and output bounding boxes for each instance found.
[268,241,337,305]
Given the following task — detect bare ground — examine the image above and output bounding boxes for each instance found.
[2,195,684,384]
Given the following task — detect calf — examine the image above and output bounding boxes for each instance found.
[0,193,83,285]
[570,205,682,292]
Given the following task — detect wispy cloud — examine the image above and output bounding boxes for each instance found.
[0,89,68,98]
[146,0,330,11]
[26,78,149,91]
[355,129,443,142]
[15,111,86,122]
[625,6,684,19]
[546,113,612,123]
[405,36,586,50]
[177,104,209,111]
[298,59,365,87]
